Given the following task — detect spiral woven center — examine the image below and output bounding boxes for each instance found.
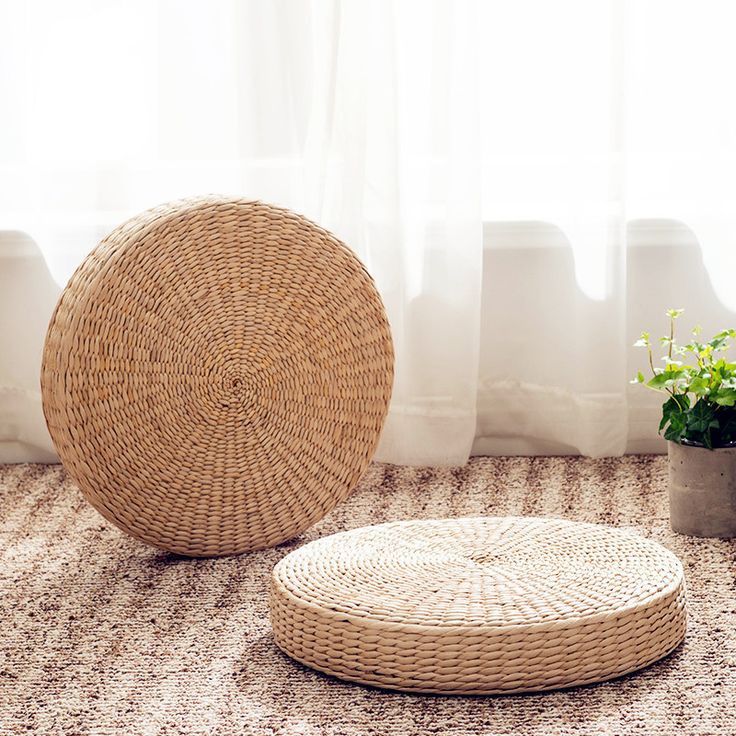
[41,197,394,556]
[221,368,252,406]
[270,516,687,694]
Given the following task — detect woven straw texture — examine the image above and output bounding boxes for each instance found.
[40,196,393,557]
[271,516,687,695]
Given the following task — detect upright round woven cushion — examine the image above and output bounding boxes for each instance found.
[41,197,393,556]
[270,517,687,694]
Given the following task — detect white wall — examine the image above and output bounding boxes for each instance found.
[3,221,734,462]
[0,231,60,462]
[473,219,736,456]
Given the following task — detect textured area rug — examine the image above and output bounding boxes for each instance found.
[1,457,735,735]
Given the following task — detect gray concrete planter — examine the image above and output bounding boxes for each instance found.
[668,441,736,537]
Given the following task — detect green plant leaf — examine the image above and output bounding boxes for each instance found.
[718,413,736,444]
[663,426,685,443]
[713,388,736,406]
[703,432,713,449]
[663,412,687,443]
[666,308,685,319]
[684,341,705,354]
[709,336,731,351]
[633,331,650,347]
[712,329,736,340]
[647,373,670,389]
[686,400,719,434]
[659,396,686,432]
[689,376,710,396]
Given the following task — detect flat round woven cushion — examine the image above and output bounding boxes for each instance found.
[270,517,687,694]
[41,197,393,556]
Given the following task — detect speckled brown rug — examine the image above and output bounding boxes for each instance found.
[1,457,735,735]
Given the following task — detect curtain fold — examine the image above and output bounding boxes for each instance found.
[301,0,482,464]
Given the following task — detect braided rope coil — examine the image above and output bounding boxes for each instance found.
[41,197,394,556]
[270,517,687,694]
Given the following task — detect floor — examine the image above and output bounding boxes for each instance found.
[1,456,735,735]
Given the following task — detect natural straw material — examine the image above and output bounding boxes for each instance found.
[270,516,687,695]
[41,197,393,557]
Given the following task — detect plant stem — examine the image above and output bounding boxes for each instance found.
[641,383,674,396]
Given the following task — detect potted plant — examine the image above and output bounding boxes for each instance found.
[633,309,736,537]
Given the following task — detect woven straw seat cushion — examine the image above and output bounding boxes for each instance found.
[270,517,687,694]
[41,197,393,557]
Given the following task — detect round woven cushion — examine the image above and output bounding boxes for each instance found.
[270,517,687,694]
[41,197,393,557]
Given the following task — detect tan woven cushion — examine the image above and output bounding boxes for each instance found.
[270,517,687,694]
[41,197,393,556]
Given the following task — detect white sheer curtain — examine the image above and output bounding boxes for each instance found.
[0,0,480,465]
[474,0,736,457]
[476,0,629,457]
[303,2,481,464]
[3,0,736,464]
